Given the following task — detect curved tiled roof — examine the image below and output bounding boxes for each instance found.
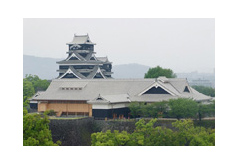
[33,77,212,102]
[66,34,96,45]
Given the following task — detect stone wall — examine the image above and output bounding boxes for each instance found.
[49,117,94,146]
[49,117,215,146]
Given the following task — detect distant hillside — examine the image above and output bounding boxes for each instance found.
[23,55,151,79]
[112,63,150,78]
[23,55,62,80]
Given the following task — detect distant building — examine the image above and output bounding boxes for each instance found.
[31,77,212,119]
[57,34,113,79]
[176,72,215,88]
[189,79,213,88]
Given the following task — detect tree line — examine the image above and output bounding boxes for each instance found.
[23,74,50,110]
[129,98,215,121]
[91,118,215,146]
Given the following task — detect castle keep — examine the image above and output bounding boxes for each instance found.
[57,34,112,79]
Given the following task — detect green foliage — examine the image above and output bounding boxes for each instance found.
[23,75,57,146]
[23,74,50,110]
[198,101,215,121]
[129,102,144,118]
[131,118,176,146]
[129,99,215,121]
[23,79,35,110]
[23,79,35,98]
[172,119,215,146]
[144,66,176,78]
[44,110,56,116]
[25,74,50,93]
[129,101,168,118]
[192,85,215,97]
[23,96,29,110]
[23,110,60,146]
[150,101,168,117]
[91,119,215,146]
[168,98,198,120]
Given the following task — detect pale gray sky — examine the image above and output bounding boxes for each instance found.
[23,18,214,73]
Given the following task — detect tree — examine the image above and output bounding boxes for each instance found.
[23,110,61,146]
[23,79,35,110]
[129,118,176,146]
[149,101,168,118]
[23,75,50,111]
[129,101,168,118]
[129,102,144,118]
[168,98,198,120]
[198,100,215,121]
[91,119,215,146]
[191,85,215,97]
[144,66,176,78]
[25,74,50,92]
[23,79,35,98]
[172,119,215,146]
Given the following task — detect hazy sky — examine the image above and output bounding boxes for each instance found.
[23,18,214,73]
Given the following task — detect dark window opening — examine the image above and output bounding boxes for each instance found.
[94,73,104,79]
[81,73,89,77]
[143,86,170,94]
[80,53,87,58]
[88,66,94,69]
[59,66,69,69]
[62,73,77,78]
[184,86,190,92]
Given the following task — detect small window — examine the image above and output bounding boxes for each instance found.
[90,57,95,60]
[183,86,190,93]
[75,88,78,90]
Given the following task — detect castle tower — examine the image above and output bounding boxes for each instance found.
[57,34,113,79]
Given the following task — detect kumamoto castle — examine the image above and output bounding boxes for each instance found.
[30,34,212,119]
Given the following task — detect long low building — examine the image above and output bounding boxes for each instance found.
[30,77,212,119]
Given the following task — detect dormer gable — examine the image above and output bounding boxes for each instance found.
[66,53,81,61]
[183,86,190,93]
[143,86,171,94]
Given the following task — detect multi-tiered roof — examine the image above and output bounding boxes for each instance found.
[57,34,113,79]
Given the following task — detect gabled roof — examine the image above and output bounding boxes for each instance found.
[32,77,212,102]
[88,94,130,104]
[58,66,86,79]
[66,34,96,45]
[86,66,106,79]
[65,53,82,61]
[56,59,111,65]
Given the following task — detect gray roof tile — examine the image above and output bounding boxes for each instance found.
[33,78,212,102]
